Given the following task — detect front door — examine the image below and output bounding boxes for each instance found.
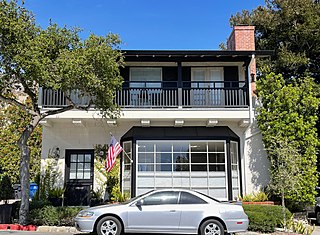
[64,149,94,206]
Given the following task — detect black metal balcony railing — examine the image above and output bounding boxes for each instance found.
[38,81,248,109]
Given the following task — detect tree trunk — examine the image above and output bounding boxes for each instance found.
[17,116,40,225]
[281,191,286,231]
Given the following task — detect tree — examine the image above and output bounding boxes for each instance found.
[0,98,41,184]
[229,0,320,81]
[266,138,301,229]
[256,72,319,203]
[0,0,124,224]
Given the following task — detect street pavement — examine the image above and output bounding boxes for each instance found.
[0,225,319,235]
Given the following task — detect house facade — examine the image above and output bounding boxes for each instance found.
[38,26,272,206]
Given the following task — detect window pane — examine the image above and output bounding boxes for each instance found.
[138,153,154,163]
[190,142,206,152]
[84,171,90,179]
[191,164,207,171]
[137,142,154,152]
[208,153,225,163]
[138,164,154,171]
[69,171,76,179]
[173,153,189,163]
[179,192,207,204]
[156,153,172,163]
[85,154,91,162]
[173,142,189,152]
[209,165,225,172]
[173,164,189,172]
[123,142,132,153]
[84,163,91,170]
[208,142,224,152]
[156,164,172,172]
[78,154,84,162]
[155,142,171,152]
[142,191,179,205]
[191,153,207,163]
[70,163,76,170]
[78,163,83,170]
[70,154,77,162]
[77,172,84,179]
[131,68,162,82]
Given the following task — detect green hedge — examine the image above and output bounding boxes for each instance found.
[243,204,292,233]
[29,206,84,226]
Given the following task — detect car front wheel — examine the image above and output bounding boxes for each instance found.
[200,219,224,235]
[96,216,122,235]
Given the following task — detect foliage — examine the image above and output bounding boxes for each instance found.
[48,187,65,199]
[111,186,129,203]
[29,206,84,226]
[256,72,319,204]
[0,99,41,184]
[285,216,315,235]
[94,144,121,202]
[36,159,62,201]
[240,191,269,202]
[0,0,123,224]
[243,204,292,232]
[0,175,14,203]
[229,0,320,81]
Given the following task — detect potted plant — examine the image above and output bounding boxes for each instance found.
[0,175,14,223]
[48,187,65,207]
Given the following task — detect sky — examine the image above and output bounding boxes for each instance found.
[24,0,265,50]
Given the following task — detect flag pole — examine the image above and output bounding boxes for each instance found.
[122,148,133,164]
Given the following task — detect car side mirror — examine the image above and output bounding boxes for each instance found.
[136,199,143,207]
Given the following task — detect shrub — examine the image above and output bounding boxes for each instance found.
[240,191,268,202]
[243,204,292,233]
[0,175,14,203]
[29,206,84,226]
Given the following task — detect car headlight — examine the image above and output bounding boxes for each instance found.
[77,211,95,218]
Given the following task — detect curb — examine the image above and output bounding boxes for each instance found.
[36,226,78,233]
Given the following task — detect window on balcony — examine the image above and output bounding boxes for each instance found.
[130,67,162,105]
[191,68,223,106]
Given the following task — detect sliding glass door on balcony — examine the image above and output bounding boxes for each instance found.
[191,68,224,106]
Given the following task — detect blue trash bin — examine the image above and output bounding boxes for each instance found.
[29,183,38,199]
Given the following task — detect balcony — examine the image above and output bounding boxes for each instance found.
[38,81,248,109]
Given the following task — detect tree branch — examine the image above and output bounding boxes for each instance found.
[41,105,75,118]
[18,76,40,113]
[0,94,38,116]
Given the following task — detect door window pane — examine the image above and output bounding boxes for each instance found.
[78,154,84,162]
[71,154,77,162]
[85,154,91,162]
[208,142,224,152]
[142,191,179,205]
[156,153,172,163]
[138,153,154,163]
[208,153,225,163]
[190,142,206,152]
[191,153,207,163]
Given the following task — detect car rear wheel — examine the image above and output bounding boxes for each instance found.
[316,211,320,225]
[96,216,122,235]
[200,219,224,235]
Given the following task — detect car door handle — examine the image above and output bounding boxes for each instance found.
[169,210,176,212]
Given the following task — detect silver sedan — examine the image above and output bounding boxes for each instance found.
[74,189,248,235]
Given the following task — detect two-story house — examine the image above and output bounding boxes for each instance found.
[38,26,272,206]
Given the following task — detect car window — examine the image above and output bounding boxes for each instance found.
[179,192,207,204]
[142,191,179,206]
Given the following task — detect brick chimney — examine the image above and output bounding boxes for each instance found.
[227,26,255,51]
[227,26,256,94]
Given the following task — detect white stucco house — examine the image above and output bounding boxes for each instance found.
[38,26,272,206]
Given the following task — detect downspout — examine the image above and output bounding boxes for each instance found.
[248,54,255,124]
[242,53,255,196]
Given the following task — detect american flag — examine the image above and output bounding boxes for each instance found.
[106,136,123,172]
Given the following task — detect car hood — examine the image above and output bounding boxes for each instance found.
[88,203,126,211]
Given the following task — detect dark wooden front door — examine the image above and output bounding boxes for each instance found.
[64,149,94,206]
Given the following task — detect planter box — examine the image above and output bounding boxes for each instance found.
[0,204,12,224]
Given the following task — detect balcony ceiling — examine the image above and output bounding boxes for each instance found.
[122,50,273,62]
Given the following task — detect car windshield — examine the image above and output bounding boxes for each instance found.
[122,190,154,205]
